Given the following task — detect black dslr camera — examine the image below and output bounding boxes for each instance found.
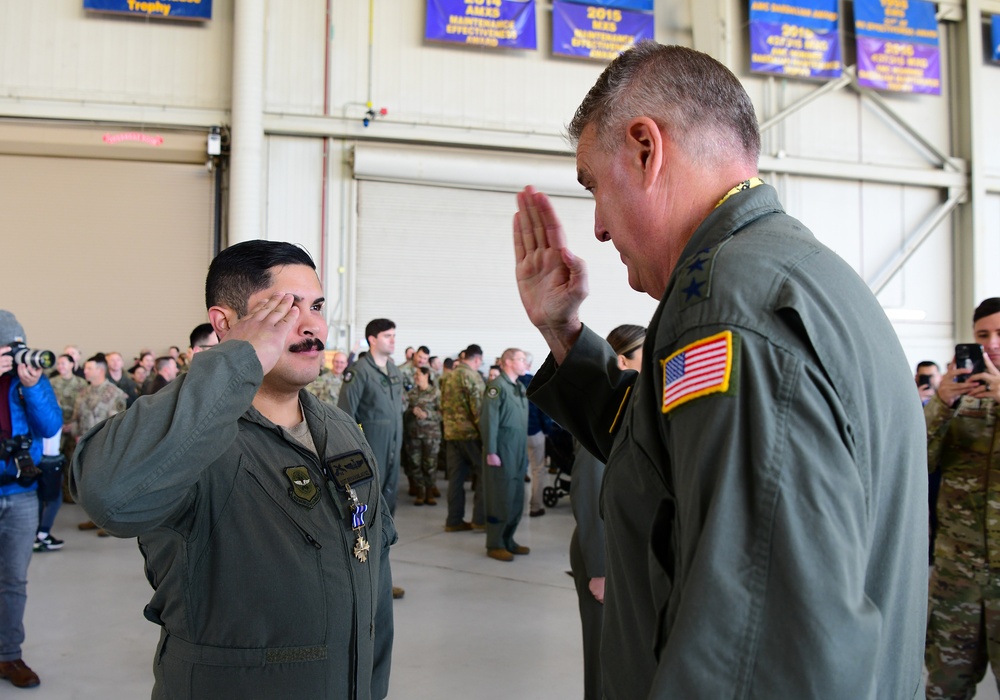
[1,434,41,485]
[5,342,55,371]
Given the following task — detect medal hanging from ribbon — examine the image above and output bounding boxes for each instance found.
[347,487,370,563]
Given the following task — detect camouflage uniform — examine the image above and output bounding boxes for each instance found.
[50,374,87,423]
[68,381,127,438]
[925,392,1000,698]
[395,365,419,491]
[404,385,441,494]
[440,363,486,528]
[306,370,344,408]
[397,362,416,390]
[49,373,88,495]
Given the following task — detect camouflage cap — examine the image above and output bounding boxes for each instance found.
[0,310,25,346]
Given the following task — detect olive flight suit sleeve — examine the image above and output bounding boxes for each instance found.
[70,341,263,537]
[647,327,882,698]
[527,325,638,463]
[372,491,397,699]
[337,364,366,421]
[480,381,501,458]
[570,444,606,579]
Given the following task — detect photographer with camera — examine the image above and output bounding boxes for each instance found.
[925,297,1000,696]
[0,310,62,689]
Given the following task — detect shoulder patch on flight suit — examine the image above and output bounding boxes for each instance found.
[677,240,730,310]
[485,385,500,399]
[342,370,353,383]
[660,330,739,414]
[284,466,321,508]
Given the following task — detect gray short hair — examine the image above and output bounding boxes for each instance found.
[568,42,760,168]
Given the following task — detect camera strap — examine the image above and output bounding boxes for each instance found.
[0,374,13,443]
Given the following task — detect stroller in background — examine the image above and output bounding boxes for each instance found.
[542,423,575,508]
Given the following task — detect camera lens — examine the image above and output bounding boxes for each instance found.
[13,347,56,370]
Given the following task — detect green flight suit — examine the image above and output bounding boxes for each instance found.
[480,373,528,552]
[71,341,396,699]
[529,184,928,698]
[338,354,405,515]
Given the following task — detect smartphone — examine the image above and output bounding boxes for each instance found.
[917,373,933,388]
[955,343,987,381]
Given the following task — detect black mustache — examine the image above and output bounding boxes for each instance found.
[289,339,325,353]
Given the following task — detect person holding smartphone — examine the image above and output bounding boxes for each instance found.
[925,297,1000,697]
[915,360,942,405]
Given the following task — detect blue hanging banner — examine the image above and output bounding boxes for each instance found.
[854,0,940,94]
[560,0,653,10]
[992,15,1000,63]
[551,0,654,61]
[83,0,212,21]
[749,0,841,80]
[425,0,537,50]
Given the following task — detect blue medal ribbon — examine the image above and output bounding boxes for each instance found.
[351,503,368,530]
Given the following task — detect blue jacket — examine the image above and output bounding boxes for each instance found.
[517,373,552,436]
[1,374,62,496]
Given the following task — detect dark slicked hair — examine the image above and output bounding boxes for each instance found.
[974,298,1000,323]
[365,318,396,342]
[464,344,484,359]
[205,240,316,316]
[568,42,760,169]
[189,322,216,348]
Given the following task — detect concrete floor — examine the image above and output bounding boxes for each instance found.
[15,479,1000,699]
[19,479,584,699]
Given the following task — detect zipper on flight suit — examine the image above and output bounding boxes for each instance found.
[278,424,367,690]
[245,468,323,550]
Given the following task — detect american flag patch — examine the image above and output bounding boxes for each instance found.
[661,331,734,414]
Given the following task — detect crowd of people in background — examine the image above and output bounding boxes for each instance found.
[17,298,1000,698]
[32,324,220,549]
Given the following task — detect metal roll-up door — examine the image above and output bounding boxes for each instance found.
[0,153,215,361]
[354,179,658,365]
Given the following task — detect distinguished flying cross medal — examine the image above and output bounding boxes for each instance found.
[349,490,370,562]
[326,450,375,564]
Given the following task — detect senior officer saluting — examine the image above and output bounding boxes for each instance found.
[72,241,395,700]
[514,42,927,698]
